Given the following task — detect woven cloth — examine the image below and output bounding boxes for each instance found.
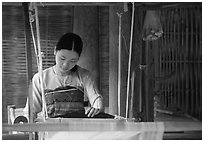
[38,119,165,140]
[44,86,84,118]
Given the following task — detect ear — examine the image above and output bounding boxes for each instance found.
[54,46,57,55]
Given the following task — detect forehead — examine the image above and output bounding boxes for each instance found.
[56,49,79,59]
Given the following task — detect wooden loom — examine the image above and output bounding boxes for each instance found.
[2,118,202,140]
[2,2,202,140]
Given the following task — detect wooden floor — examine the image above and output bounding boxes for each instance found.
[154,111,200,122]
[155,111,202,140]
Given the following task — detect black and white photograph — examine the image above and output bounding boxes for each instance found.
[1,1,202,140]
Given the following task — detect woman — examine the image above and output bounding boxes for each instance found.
[29,33,113,120]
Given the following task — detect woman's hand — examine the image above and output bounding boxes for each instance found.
[85,107,102,117]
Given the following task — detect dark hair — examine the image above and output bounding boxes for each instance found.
[56,33,83,56]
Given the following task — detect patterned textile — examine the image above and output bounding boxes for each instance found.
[44,86,84,118]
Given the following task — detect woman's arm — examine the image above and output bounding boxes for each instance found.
[23,73,42,121]
[82,71,104,117]
[32,73,43,120]
[85,96,103,117]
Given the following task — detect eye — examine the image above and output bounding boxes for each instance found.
[70,59,78,63]
[60,57,65,60]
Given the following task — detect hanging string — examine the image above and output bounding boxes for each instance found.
[29,2,48,122]
[33,3,48,121]
[126,2,135,119]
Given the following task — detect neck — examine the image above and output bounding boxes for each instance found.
[54,65,71,76]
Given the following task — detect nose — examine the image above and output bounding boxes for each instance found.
[62,62,69,68]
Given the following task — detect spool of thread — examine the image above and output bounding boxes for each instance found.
[123,2,128,12]
[14,116,28,124]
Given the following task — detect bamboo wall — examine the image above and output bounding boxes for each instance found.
[130,4,202,121]
[153,6,202,120]
[2,5,28,123]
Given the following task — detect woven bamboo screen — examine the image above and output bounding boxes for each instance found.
[2,4,73,123]
[154,6,202,120]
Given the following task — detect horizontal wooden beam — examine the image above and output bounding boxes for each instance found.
[2,2,201,9]
[2,2,124,6]
[2,131,202,140]
[134,2,201,10]
[2,118,202,133]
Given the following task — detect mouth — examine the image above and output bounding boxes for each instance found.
[61,68,69,72]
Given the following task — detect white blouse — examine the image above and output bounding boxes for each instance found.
[29,65,103,117]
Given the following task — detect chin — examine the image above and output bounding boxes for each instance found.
[61,69,70,72]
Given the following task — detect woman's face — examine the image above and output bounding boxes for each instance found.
[55,49,79,74]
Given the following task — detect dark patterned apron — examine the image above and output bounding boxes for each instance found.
[44,86,84,118]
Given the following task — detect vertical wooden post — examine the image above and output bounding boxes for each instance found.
[117,13,122,116]
[198,6,202,120]
[182,8,185,111]
[120,6,131,117]
[190,8,194,116]
[141,9,162,121]
[23,2,33,83]
[109,6,119,115]
[185,8,189,113]
[167,10,170,108]
[139,41,148,121]
[131,9,142,120]
[137,10,145,121]
[195,7,199,118]
[22,2,33,139]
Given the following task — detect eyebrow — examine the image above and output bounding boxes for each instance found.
[60,55,78,60]
[60,55,66,59]
[71,59,78,61]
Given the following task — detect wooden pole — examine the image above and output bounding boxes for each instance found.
[23,2,33,83]
[173,9,176,109]
[139,40,148,121]
[185,8,189,113]
[117,13,122,116]
[2,120,202,132]
[189,8,194,116]
[22,2,34,140]
[129,71,135,118]
[181,8,185,111]
[195,7,199,118]
[177,8,180,109]
[33,3,48,120]
[138,10,145,121]
[109,6,119,115]
[125,2,135,119]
